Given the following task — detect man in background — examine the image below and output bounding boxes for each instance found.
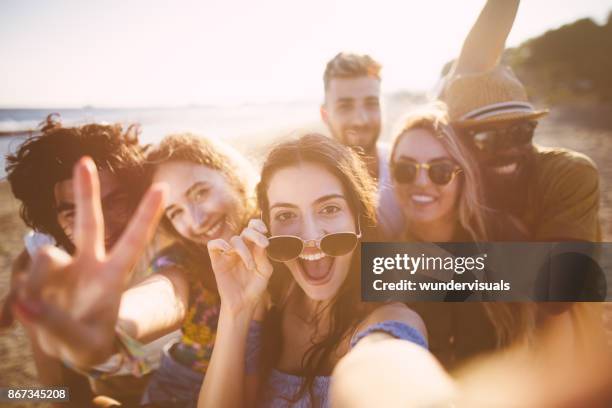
[321,52,405,238]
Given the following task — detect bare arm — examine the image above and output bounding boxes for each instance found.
[332,303,454,407]
[12,158,167,368]
[198,219,273,408]
[452,0,520,76]
[117,266,189,344]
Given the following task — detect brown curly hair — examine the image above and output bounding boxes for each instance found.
[5,114,147,252]
[144,132,258,239]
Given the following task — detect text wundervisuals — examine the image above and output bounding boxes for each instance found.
[372,279,511,292]
[371,253,486,275]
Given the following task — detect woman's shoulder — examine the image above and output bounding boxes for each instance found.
[354,303,428,346]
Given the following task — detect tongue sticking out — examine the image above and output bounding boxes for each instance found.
[300,256,334,281]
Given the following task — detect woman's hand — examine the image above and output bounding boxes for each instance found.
[207,219,273,318]
[12,157,166,367]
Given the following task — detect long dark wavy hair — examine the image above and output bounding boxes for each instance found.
[256,133,381,402]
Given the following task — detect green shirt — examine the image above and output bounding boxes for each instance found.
[523,145,601,241]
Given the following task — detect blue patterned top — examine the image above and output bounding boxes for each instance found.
[246,320,428,408]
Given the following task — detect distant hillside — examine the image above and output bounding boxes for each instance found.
[504,12,612,104]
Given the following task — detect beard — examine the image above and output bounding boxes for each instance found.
[481,147,536,216]
[338,125,380,155]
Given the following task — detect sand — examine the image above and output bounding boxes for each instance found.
[0,106,610,408]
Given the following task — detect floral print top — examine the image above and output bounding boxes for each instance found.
[151,244,221,374]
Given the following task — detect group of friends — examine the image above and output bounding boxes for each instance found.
[1,1,611,407]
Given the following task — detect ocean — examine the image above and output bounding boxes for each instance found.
[0,102,324,179]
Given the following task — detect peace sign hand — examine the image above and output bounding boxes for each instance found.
[207,219,273,318]
[12,157,166,368]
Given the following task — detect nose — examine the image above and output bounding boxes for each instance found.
[351,107,368,127]
[300,215,324,247]
[414,165,430,187]
[188,203,210,232]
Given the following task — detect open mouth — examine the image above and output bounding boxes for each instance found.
[411,194,437,205]
[297,251,335,285]
[194,216,226,240]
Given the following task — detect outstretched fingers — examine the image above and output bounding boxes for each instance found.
[74,157,105,260]
[107,183,167,286]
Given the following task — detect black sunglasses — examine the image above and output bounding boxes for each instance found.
[465,121,537,152]
[392,160,462,186]
[264,218,362,262]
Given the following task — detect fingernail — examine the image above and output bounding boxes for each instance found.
[79,156,93,169]
[13,300,42,322]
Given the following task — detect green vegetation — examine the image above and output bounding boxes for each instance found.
[504,12,612,104]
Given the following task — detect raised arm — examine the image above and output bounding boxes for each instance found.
[332,303,455,407]
[11,157,167,368]
[198,219,273,408]
[116,266,189,344]
[452,0,520,76]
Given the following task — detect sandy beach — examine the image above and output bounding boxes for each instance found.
[0,102,610,407]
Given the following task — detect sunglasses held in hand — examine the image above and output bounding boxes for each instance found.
[263,217,362,262]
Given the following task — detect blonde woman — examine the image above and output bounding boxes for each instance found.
[389,104,533,368]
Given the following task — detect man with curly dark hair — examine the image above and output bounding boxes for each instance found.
[1,114,161,407]
[6,114,147,253]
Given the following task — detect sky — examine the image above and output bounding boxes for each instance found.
[1,0,610,108]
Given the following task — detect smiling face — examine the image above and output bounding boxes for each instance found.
[54,169,133,250]
[152,161,243,246]
[463,120,536,178]
[392,128,461,225]
[321,76,382,154]
[266,162,357,301]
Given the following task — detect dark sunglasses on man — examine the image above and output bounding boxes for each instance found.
[263,216,362,262]
[392,159,462,186]
[463,120,537,153]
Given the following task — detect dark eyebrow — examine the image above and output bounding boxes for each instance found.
[314,193,345,205]
[269,194,346,211]
[185,181,209,198]
[164,204,178,214]
[100,189,129,206]
[396,155,451,163]
[335,97,355,104]
[55,201,75,213]
[365,96,379,102]
[164,203,178,214]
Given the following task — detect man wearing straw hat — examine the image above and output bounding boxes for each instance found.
[438,0,611,362]
[414,0,604,372]
[440,53,601,243]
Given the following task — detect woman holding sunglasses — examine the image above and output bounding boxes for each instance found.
[198,134,431,407]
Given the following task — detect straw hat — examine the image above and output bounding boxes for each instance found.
[441,65,549,128]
